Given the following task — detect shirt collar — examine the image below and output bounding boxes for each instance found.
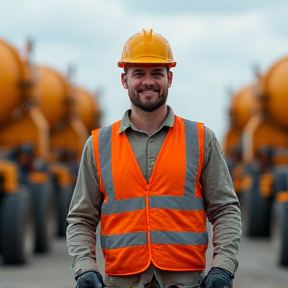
[119,106,175,134]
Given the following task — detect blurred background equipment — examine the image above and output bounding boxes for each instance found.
[0,37,102,265]
[223,55,288,267]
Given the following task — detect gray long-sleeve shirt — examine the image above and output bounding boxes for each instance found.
[66,107,242,287]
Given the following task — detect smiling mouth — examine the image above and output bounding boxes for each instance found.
[137,88,161,93]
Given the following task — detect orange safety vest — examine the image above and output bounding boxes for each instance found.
[92,115,207,276]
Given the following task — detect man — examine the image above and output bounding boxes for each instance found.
[67,29,242,288]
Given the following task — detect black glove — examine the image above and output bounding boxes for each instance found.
[75,271,106,288]
[202,267,234,288]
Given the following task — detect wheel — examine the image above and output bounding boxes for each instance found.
[52,176,73,237]
[241,167,272,237]
[29,180,57,252]
[57,184,73,237]
[271,199,288,266]
[0,189,35,264]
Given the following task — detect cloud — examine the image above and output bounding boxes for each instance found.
[1,0,288,142]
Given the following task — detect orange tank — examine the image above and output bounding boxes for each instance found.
[34,65,89,160]
[74,87,102,131]
[34,65,72,129]
[0,39,27,127]
[0,39,49,157]
[223,84,258,157]
[258,56,288,129]
[229,84,259,130]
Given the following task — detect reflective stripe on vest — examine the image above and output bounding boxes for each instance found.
[92,116,207,276]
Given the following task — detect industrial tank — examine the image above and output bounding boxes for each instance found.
[223,84,258,158]
[258,56,288,129]
[0,39,26,127]
[240,56,288,249]
[34,65,72,129]
[242,57,288,165]
[0,39,49,264]
[34,65,89,237]
[74,86,102,132]
[229,85,259,130]
[34,65,88,161]
[0,40,49,158]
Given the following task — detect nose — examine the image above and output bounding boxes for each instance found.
[142,74,155,86]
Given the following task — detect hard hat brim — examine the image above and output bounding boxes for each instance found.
[118,57,176,68]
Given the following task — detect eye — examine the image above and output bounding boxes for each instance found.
[152,70,164,77]
[152,73,163,78]
[133,71,144,78]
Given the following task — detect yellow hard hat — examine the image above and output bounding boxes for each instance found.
[118,29,177,68]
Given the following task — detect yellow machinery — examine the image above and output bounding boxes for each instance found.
[0,159,35,264]
[0,37,102,264]
[34,65,90,237]
[0,38,52,264]
[222,84,259,196]
[234,56,288,266]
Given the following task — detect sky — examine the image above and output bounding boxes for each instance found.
[1,0,288,144]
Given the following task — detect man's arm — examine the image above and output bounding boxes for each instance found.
[67,136,102,279]
[201,127,242,275]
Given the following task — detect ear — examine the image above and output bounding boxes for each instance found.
[168,71,173,88]
[121,73,128,89]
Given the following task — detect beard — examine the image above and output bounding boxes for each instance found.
[128,86,168,112]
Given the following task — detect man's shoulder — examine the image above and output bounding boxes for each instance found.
[91,120,122,134]
[204,126,216,139]
[176,116,216,140]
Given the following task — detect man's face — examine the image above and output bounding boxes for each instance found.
[121,65,173,112]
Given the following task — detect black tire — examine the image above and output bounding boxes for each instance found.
[57,184,73,237]
[29,180,57,252]
[0,189,35,264]
[241,167,272,237]
[52,175,73,237]
[271,200,288,266]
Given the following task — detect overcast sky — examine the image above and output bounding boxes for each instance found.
[1,0,288,143]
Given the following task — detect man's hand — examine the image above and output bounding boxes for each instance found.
[202,267,234,288]
[75,271,106,288]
